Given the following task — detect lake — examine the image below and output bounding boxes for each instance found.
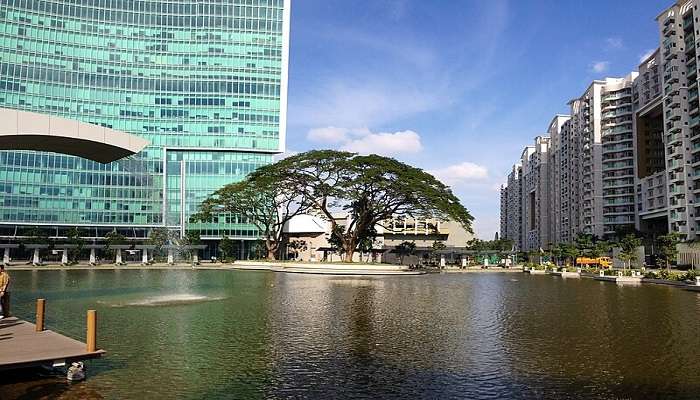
[2,269,700,399]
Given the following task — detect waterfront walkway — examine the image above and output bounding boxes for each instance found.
[0,317,104,371]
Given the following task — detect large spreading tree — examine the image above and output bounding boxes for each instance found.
[273,150,474,262]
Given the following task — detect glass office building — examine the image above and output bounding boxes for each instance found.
[0,0,290,252]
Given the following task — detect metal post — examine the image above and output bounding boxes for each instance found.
[86,310,97,352]
[180,160,186,239]
[35,298,45,332]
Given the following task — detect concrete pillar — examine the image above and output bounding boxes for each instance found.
[89,249,96,265]
[3,248,10,265]
[115,249,122,265]
[142,248,148,265]
[32,248,40,266]
[599,270,605,277]
[167,248,174,265]
[61,250,68,265]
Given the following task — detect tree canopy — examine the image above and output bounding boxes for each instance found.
[657,232,682,270]
[617,234,642,270]
[272,150,474,262]
[195,150,474,263]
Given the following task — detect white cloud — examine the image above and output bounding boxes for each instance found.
[429,162,489,186]
[590,61,610,74]
[639,48,656,63]
[307,127,423,157]
[605,37,624,50]
[307,127,352,144]
[342,130,422,155]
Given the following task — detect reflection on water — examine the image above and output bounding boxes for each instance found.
[2,270,700,399]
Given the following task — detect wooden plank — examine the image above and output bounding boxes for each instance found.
[0,317,105,371]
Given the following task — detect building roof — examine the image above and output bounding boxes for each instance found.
[283,214,329,234]
[0,108,149,163]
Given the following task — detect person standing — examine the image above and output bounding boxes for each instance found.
[0,265,9,319]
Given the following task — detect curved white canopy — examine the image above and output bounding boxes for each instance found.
[0,108,149,163]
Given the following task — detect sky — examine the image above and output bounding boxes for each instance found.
[285,0,670,239]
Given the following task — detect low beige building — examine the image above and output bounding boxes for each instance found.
[282,214,474,264]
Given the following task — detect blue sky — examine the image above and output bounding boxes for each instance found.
[285,0,669,239]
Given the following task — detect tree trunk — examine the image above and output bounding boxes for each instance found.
[265,239,277,261]
[343,239,356,263]
[343,249,354,263]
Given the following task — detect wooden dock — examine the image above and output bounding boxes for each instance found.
[0,303,105,371]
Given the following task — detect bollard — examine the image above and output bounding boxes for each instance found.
[35,299,45,332]
[86,310,97,352]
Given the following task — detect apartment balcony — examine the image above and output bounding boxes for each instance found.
[604,199,635,206]
[686,45,696,57]
[691,115,700,128]
[670,211,688,221]
[666,108,683,121]
[683,16,694,29]
[601,108,632,119]
[665,81,682,96]
[668,159,685,170]
[667,119,683,133]
[604,216,635,224]
[602,144,632,154]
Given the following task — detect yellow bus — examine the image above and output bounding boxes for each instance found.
[576,257,612,268]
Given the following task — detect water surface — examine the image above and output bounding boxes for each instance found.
[2,270,700,399]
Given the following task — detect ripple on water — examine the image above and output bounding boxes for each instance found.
[106,294,225,307]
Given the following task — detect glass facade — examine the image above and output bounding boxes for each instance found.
[0,0,290,242]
